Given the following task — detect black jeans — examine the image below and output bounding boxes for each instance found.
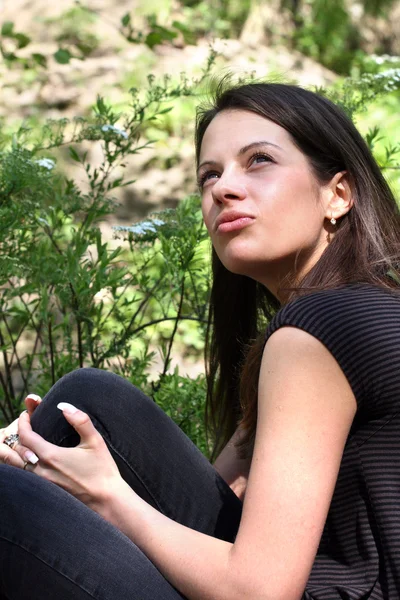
[0,368,242,600]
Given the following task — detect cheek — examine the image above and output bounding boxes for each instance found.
[267,174,321,221]
[258,177,324,249]
[201,196,214,233]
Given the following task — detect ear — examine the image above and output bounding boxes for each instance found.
[323,171,353,222]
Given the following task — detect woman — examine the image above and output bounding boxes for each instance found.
[1,81,399,600]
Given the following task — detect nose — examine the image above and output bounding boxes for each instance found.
[211,172,247,205]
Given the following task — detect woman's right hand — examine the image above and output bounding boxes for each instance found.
[0,394,42,468]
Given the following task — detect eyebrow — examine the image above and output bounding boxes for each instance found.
[197,141,282,175]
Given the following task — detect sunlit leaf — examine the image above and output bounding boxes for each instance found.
[14,33,31,49]
[1,21,14,37]
[54,48,72,64]
[121,12,131,27]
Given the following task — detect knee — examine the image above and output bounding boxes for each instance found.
[43,368,118,411]
[41,368,150,419]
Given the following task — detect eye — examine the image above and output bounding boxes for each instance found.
[250,152,273,166]
[197,170,220,190]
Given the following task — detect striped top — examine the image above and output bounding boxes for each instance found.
[265,284,400,599]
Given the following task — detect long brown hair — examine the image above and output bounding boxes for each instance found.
[196,81,400,460]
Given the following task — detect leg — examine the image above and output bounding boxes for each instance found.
[0,465,186,600]
[30,368,242,540]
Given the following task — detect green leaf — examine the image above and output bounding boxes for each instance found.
[145,31,163,49]
[120,179,136,187]
[121,12,131,27]
[154,25,177,42]
[54,48,72,64]
[14,33,31,49]
[146,14,157,27]
[171,20,190,33]
[95,95,109,116]
[1,21,14,37]
[69,147,81,163]
[157,107,173,115]
[2,51,17,62]
[32,53,47,67]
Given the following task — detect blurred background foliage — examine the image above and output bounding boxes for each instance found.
[0,0,399,455]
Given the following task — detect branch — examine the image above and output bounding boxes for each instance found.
[0,369,13,423]
[155,276,186,392]
[18,321,43,402]
[48,318,56,386]
[7,279,44,343]
[97,281,160,364]
[85,319,97,367]
[99,316,206,362]
[0,327,16,405]
[77,318,84,368]
[2,315,28,391]
[40,225,86,368]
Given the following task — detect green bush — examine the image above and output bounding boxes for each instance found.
[0,76,211,446]
[284,0,398,75]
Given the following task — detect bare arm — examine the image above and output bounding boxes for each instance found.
[213,426,251,501]
[79,328,359,600]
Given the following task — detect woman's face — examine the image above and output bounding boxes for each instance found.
[198,109,333,295]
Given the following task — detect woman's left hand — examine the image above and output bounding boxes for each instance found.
[17,403,123,513]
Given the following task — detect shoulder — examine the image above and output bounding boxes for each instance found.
[268,283,400,343]
[265,284,400,409]
[269,284,400,335]
[259,325,357,427]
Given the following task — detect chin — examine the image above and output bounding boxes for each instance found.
[215,239,258,272]
[218,251,261,278]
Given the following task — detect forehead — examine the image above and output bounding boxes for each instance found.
[199,109,293,161]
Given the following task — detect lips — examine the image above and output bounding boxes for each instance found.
[215,211,255,233]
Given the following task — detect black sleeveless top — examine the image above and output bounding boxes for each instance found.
[265,284,400,599]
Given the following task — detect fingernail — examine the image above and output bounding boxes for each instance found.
[26,394,41,402]
[57,402,78,415]
[24,450,39,465]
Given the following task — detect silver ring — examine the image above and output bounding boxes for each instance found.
[23,461,29,470]
[4,433,20,449]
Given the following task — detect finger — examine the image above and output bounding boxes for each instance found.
[0,438,33,469]
[18,411,54,459]
[57,403,102,448]
[0,447,25,469]
[25,393,42,416]
[0,421,18,442]
[12,440,40,467]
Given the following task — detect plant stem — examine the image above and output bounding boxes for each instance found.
[77,318,84,368]
[0,369,13,423]
[152,276,186,395]
[97,281,160,364]
[48,318,56,386]
[2,316,28,392]
[19,322,43,401]
[0,328,16,406]
[161,277,185,380]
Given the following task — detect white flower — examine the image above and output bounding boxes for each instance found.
[130,221,157,234]
[371,54,400,65]
[113,219,165,235]
[36,158,56,170]
[101,124,128,139]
